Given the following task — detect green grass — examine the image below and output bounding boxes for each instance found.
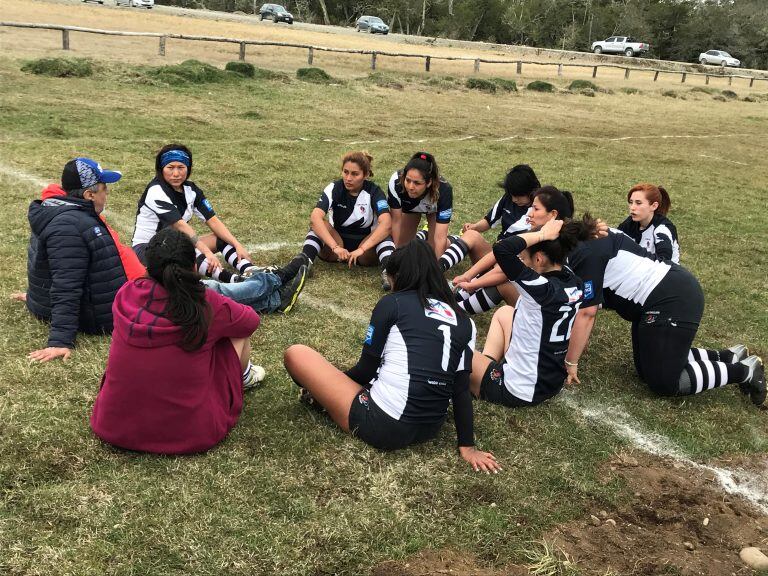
[0,54,766,575]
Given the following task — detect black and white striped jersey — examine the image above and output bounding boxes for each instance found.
[566,230,671,321]
[494,236,584,404]
[132,178,216,246]
[617,213,680,263]
[484,195,531,239]
[387,171,454,223]
[363,291,476,424]
[316,179,389,240]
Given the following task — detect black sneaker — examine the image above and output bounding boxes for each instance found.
[275,253,310,284]
[739,355,766,407]
[278,264,307,314]
[381,268,391,291]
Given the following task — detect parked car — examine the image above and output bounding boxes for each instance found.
[356,16,389,35]
[259,4,294,24]
[115,0,154,7]
[591,36,649,57]
[698,50,740,67]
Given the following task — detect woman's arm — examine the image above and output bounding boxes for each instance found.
[453,250,498,285]
[462,218,491,234]
[564,305,598,385]
[171,219,220,271]
[205,215,252,262]
[453,372,501,473]
[457,266,508,293]
[429,216,449,259]
[389,208,403,246]
[310,207,348,260]
[349,213,392,267]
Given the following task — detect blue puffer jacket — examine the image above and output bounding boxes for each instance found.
[27,196,127,348]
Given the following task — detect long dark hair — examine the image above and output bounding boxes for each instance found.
[155,143,193,181]
[144,227,211,351]
[400,151,441,202]
[385,239,463,316]
[533,185,574,219]
[529,213,599,265]
[500,164,540,201]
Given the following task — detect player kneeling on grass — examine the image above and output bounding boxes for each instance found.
[91,228,265,455]
[295,151,395,290]
[471,218,589,407]
[284,239,501,473]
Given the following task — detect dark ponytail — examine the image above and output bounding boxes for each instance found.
[385,239,464,317]
[145,227,211,351]
[500,164,540,201]
[401,151,441,203]
[533,185,574,219]
[528,213,598,265]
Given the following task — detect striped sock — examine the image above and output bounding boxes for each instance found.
[221,243,254,274]
[456,286,502,315]
[196,250,238,283]
[376,237,395,265]
[415,229,428,241]
[679,360,748,395]
[688,348,740,364]
[439,236,469,272]
[301,230,323,262]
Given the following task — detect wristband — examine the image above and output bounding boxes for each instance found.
[564,359,578,367]
[190,234,199,245]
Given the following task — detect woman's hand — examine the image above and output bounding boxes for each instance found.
[459,446,502,474]
[565,363,580,386]
[347,248,365,267]
[205,253,222,273]
[452,273,470,286]
[456,281,475,294]
[594,219,610,239]
[28,347,72,363]
[541,218,564,241]
[235,244,253,263]
[461,222,475,233]
[332,245,350,262]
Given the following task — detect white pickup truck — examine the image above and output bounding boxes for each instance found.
[591,36,650,57]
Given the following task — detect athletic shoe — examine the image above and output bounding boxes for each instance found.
[727,344,749,363]
[298,387,326,413]
[242,265,279,278]
[275,253,310,284]
[242,363,266,391]
[278,264,307,314]
[738,355,765,406]
[381,268,391,291]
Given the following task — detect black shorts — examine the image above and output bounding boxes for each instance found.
[478,358,534,408]
[348,390,444,451]
[133,243,148,265]
[339,234,364,251]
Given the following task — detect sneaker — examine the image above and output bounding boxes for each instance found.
[275,253,310,284]
[381,268,391,291]
[298,387,326,413]
[242,265,279,279]
[727,344,749,363]
[738,355,766,406]
[242,364,266,391]
[278,264,307,314]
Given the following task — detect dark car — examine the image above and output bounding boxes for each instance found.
[259,4,294,24]
[356,16,389,35]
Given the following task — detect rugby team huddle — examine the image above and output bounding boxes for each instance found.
[24,145,765,470]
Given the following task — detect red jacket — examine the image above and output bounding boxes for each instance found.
[91,279,260,454]
[41,184,145,281]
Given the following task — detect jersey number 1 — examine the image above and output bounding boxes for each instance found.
[438,324,452,371]
[550,303,581,343]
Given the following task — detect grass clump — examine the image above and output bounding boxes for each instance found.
[225,61,255,78]
[296,67,333,83]
[527,80,555,92]
[365,72,404,90]
[662,90,685,99]
[712,94,728,102]
[239,110,263,119]
[426,75,461,90]
[620,87,640,95]
[148,59,232,85]
[490,77,518,91]
[690,86,718,95]
[721,89,738,99]
[466,78,497,92]
[569,79,597,91]
[21,57,93,78]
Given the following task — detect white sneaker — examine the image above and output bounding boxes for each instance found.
[243,364,266,391]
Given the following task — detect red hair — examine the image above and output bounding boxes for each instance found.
[627,183,671,216]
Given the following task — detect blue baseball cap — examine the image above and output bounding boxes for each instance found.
[61,157,122,191]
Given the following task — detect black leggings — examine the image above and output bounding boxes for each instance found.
[630,266,704,396]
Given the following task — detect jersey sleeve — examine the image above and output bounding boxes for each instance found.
[315,182,334,213]
[456,319,477,374]
[143,184,184,225]
[617,217,633,236]
[653,223,675,261]
[370,184,390,216]
[436,182,454,224]
[567,241,606,307]
[387,171,402,210]
[191,184,216,222]
[361,294,398,358]
[493,235,528,281]
[484,196,505,227]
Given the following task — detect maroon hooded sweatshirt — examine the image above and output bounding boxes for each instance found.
[91,278,260,454]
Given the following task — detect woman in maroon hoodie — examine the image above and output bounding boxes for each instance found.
[91,228,262,454]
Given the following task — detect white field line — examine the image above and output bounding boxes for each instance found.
[0,161,48,188]
[245,242,302,252]
[564,394,768,515]
[300,293,370,325]
[698,154,749,166]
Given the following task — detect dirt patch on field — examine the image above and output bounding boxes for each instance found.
[371,549,528,576]
[550,453,768,575]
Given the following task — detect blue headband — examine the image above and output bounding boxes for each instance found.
[160,150,191,169]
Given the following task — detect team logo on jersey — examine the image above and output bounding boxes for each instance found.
[439,208,453,220]
[376,199,388,212]
[202,199,213,212]
[92,226,103,237]
[425,299,457,326]
[563,287,583,303]
[363,325,374,345]
[489,368,502,384]
[358,204,368,214]
[358,391,370,407]
[583,281,594,300]
[644,311,659,325]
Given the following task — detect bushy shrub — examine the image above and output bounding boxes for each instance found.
[21,57,93,78]
[149,60,231,85]
[620,87,640,95]
[225,61,255,77]
[568,79,597,91]
[466,78,496,92]
[527,81,555,92]
[296,67,333,83]
[721,89,738,99]
[490,77,517,91]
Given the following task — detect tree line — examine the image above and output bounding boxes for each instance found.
[156,0,768,69]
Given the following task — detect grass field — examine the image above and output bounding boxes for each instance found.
[1,3,768,574]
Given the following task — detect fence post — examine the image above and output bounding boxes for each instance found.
[749,77,754,88]
[62,29,70,51]
[557,64,563,77]
[516,60,522,74]
[425,56,431,72]
[158,36,166,56]
[239,42,246,61]
[307,47,313,65]
[592,66,597,78]
[624,68,630,80]
[371,51,377,70]
[680,72,686,83]
[728,76,733,86]
[705,75,709,85]
[474,59,480,73]
[653,71,660,82]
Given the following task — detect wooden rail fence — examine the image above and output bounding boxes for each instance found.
[3,21,767,88]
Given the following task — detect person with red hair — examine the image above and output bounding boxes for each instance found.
[618,183,679,263]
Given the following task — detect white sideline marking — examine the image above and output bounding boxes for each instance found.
[698,154,749,166]
[245,242,302,252]
[608,133,750,142]
[565,394,768,515]
[300,293,369,325]
[0,161,48,188]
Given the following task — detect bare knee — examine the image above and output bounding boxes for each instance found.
[284,344,310,372]
[492,305,515,323]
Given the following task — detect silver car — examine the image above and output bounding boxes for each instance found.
[699,50,740,67]
[115,0,154,7]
